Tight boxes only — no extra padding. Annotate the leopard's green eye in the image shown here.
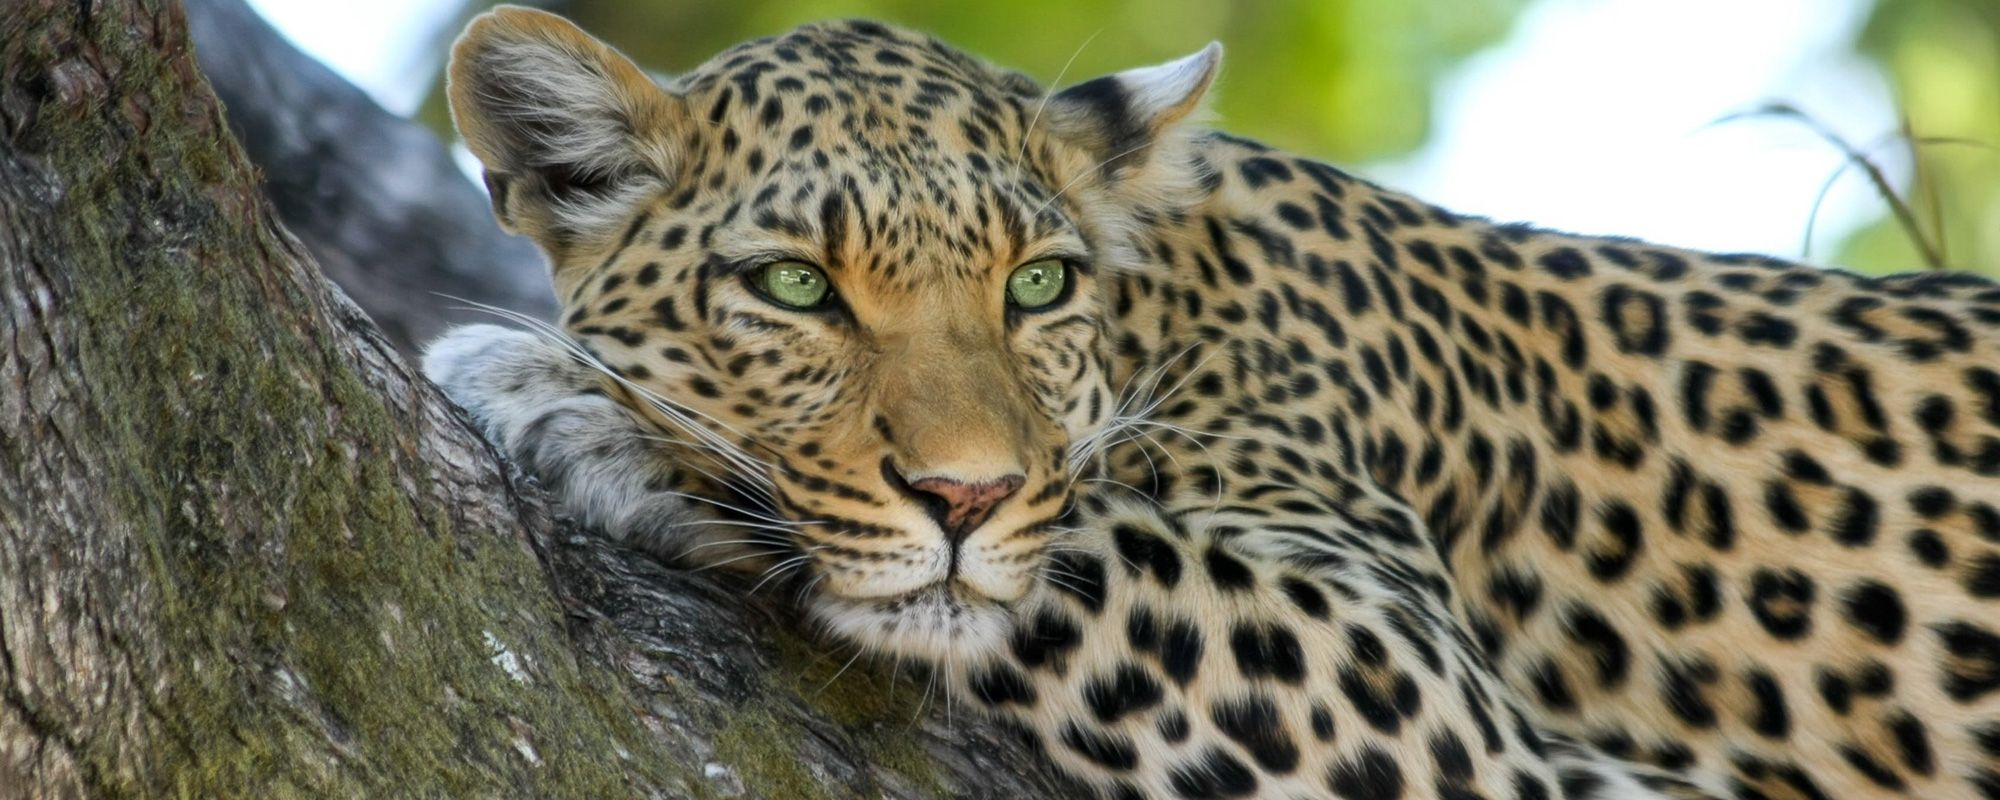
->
[753,261,830,309]
[1006,260,1067,309]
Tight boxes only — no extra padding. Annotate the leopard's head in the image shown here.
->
[447,6,1218,658]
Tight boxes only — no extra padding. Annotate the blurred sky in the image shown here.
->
[247,0,1900,267]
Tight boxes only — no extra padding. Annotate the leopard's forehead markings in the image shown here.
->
[677,20,1040,115]
[655,21,1079,291]
[673,19,1041,156]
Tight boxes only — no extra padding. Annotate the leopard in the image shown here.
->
[421,6,2000,798]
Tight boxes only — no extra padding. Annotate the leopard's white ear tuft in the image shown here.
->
[1045,44,1223,272]
[1108,42,1221,135]
[447,6,685,256]
[1048,43,1220,179]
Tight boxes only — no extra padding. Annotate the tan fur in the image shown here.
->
[448,6,687,256]
[430,12,2000,799]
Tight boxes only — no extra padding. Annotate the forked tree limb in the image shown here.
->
[0,1,1075,796]
[184,0,557,353]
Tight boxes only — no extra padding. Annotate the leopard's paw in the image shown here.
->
[422,324,724,560]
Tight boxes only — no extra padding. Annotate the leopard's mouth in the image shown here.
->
[678,469,1043,659]
[807,581,1016,659]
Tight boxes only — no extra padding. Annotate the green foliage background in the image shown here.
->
[1841,0,1999,275]
[418,0,1996,276]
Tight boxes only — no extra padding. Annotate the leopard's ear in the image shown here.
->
[1047,43,1220,182]
[447,6,684,254]
[1044,44,1220,272]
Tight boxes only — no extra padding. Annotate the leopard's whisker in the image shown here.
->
[1104,340,1203,426]
[696,549,796,571]
[793,573,827,607]
[1037,571,1091,599]
[685,535,819,552]
[633,435,784,513]
[1029,138,1160,220]
[1015,29,1103,162]
[649,490,825,528]
[813,645,870,698]
[749,554,816,595]
[1068,342,1211,471]
[443,298,778,491]
[669,520,803,540]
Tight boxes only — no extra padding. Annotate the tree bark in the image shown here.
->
[0,2,1077,797]
[183,0,557,355]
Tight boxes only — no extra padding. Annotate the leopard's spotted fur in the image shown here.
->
[426,8,2000,798]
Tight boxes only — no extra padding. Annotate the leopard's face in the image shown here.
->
[446,10,1224,658]
[575,113,1110,658]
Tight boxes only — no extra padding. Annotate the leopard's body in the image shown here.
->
[425,9,2000,798]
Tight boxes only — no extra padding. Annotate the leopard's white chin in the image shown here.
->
[809,583,1014,661]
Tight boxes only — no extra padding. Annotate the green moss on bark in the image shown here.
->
[5,1,677,796]
[769,630,947,797]
[715,707,838,800]
[5,4,1072,798]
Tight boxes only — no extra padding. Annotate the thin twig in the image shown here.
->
[1713,102,1946,269]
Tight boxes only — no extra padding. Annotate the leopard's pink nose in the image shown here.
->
[905,473,1025,542]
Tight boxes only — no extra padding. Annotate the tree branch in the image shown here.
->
[0,1,1076,796]
[185,0,557,353]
